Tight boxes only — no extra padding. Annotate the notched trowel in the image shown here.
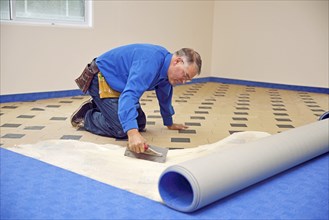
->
[124,144,168,163]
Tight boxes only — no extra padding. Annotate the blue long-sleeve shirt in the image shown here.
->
[95,44,175,133]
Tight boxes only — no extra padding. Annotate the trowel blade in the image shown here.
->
[124,145,168,163]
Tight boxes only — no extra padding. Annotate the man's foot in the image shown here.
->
[73,118,85,129]
[71,98,94,128]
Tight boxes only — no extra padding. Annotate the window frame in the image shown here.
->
[1,0,92,28]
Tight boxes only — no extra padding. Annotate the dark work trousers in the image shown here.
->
[84,75,146,139]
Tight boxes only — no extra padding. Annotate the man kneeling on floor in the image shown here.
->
[71,43,202,154]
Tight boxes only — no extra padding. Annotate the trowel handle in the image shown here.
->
[144,144,149,150]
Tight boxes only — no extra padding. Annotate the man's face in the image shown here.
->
[168,58,197,86]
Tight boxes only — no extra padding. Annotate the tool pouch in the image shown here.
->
[75,59,99,93]
[98,72,121,98]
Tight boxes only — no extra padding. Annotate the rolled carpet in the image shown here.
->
[158,119,329,212]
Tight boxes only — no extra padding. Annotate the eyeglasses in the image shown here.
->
[181,60,192,82]
[183,71,192,82]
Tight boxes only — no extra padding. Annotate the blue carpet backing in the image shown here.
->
[1,148,328,220]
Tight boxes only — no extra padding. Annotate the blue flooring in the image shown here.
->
[1,148,328,219]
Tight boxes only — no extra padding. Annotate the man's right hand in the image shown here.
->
[127,128,147,153]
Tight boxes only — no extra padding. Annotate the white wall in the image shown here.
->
[0,1,214,95]
[212,0,328,88]
[1,0,328,96]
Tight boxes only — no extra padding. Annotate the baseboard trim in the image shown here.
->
[1,77,328,103]
[0,89,85,103]
[191,77,329,94]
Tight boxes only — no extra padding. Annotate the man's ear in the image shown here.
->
[173,57,182,65]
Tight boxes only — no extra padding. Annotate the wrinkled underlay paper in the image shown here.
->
[8,119,329,212]
[8,131,270,202]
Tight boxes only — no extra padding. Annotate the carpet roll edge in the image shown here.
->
[158,165,201,212]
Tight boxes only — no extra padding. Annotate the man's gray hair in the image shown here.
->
[175,48,202,75]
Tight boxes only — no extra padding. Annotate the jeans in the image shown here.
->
[84,75,146,139]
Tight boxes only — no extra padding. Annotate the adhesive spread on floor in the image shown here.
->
[7,131,270,202]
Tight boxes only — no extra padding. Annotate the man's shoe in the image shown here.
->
[73,118,85,129]
[71,98,93,128]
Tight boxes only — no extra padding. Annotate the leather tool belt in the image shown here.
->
[75,59,99,93]
[75,59,121,98]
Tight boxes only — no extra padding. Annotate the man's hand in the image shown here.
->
[167,123,188,130]
[127,129,147,153]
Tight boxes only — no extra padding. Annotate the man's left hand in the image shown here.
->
[167,123,188,130]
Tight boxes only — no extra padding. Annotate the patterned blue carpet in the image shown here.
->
[1,148,328,219]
